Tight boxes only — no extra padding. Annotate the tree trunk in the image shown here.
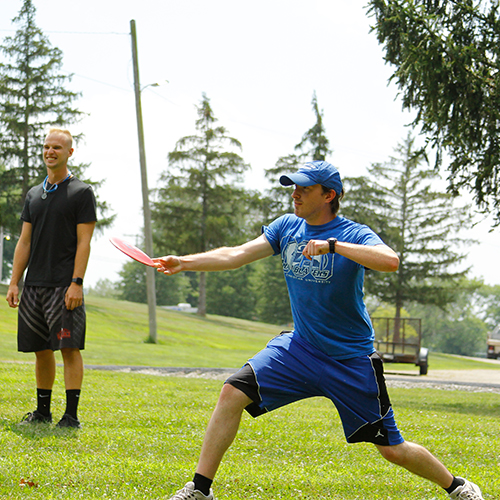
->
[197,271,207,316]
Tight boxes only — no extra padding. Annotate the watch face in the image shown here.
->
[72,278,83,285]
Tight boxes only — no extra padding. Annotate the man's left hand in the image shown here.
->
[302,240,329,260]
[65,283,83,310]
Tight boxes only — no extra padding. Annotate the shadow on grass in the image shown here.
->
[4,420,80,440]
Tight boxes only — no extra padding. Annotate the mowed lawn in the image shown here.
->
[0,292,277,368]
[0,292,499,499]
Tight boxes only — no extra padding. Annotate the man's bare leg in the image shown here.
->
[35,349,56,389]
[376,441,454,488]
[60,348,83,390]
[196,383,253,480]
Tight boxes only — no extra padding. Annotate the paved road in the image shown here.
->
[85,363,500,393]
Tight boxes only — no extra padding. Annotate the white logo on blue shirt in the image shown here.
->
[281,239,334,282]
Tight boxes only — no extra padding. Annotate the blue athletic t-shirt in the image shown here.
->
[263,214,384,359]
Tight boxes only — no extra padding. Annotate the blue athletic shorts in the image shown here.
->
[17,286,86,352]
[226,331,404,446]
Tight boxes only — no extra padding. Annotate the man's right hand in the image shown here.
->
[6,285,19,308]
[153,255,183,275]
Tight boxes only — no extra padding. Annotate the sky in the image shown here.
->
[1,0,500,289]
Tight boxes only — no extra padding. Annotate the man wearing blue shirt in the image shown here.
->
[156,161,483,500]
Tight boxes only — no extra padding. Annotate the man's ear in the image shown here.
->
[325,189,336,203]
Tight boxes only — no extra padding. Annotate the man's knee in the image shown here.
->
[60,348,82,364]
[60,347,80,355]
[35,348,53,358]
[376,442,409,465]
[35,349,55,365]
[217,383,253,412]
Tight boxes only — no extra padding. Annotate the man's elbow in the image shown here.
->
[386,255,400,273]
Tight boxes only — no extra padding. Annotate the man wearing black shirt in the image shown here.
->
[6,128,97,428]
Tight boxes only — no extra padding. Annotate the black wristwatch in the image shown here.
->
[71,277,84,286]
[327,238,337,254]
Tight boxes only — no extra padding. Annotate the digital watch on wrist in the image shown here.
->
[327,238,337,254]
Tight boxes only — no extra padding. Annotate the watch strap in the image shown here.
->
[328,238,337,254]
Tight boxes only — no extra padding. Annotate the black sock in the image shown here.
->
[64,389,81,419]
[444,476,465,494]
[193,473,212,496]
[36,389,52,416]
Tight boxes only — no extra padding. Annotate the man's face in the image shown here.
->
[43,132,73,171]
[291,184,334,224]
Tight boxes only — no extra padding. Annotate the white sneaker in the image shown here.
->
[449,478,483,499]
[167,482,215,500]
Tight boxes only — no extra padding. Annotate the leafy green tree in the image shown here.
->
[0,230,15,282]
[0,0,114,245]
[206,265,258,320]
[368,0,500,224]
[474,283,500,328]
[434,316,487,356]
[409,280,488,356]
[86,278,119,299]
[254,257,292,326]
[342,134,473,324]
[117,260,190,306]
[152,93,257,316]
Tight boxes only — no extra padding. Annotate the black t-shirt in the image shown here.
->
[21,176,97,287]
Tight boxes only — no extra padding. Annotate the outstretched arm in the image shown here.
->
[302,239,399,272]
[154,234,274,276]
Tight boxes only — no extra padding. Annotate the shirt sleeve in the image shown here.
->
[355,224,385,246]
[76,185,97,224]
[20,191,32,223]
[261,216,286,256]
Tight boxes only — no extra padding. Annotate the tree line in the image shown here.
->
[2,0,500,356]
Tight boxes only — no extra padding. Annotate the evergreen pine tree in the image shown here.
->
[369,0,500,224]
[0,0,113,248]
[152,93,256,316]
[342,134,473,325]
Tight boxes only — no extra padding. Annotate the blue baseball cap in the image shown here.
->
[279,161,343,194]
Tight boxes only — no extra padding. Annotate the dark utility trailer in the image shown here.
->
[487,325,500,359]
[371,317,429,375]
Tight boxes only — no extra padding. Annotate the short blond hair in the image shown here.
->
[47,128,73,148]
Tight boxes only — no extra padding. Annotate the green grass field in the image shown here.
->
[0,291,499,499]
[0,292,277,368]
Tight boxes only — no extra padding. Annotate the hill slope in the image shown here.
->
[0,292,279,368]
[1,288,499,373]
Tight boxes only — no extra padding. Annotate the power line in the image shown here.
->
[73,73,132,92]
[0,29,128,35]
[47,30,129,35]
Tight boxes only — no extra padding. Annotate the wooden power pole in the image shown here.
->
[130,19,158,343]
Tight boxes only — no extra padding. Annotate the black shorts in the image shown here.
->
[17,286,86,353]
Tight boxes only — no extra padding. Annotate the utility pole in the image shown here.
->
[130,19,157,343]
[0,226,3,283]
